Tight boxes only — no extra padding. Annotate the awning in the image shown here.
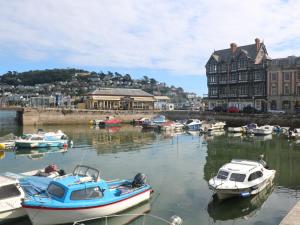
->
[91,96,121,101]
[133,97,155,102]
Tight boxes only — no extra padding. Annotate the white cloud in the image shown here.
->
[0,0,300,75]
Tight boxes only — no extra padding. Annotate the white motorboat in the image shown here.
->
[286,128,300,139]
[252,125,274,135]
[227,127,244,133]
[0,165,65,222]
[184,119,203,131]
[208,159,276,200]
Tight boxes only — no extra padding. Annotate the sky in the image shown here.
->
[1,0,300,96]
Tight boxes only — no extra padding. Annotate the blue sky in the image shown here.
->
[1,0,300,95]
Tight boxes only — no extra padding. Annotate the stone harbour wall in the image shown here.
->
[19,108,300,128]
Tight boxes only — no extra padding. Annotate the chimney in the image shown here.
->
[230,43,237,54]
[255,38,260,51]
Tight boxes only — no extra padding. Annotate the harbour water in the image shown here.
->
[1,111,300,225]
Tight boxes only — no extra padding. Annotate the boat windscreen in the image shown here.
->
[73,165,100,181]
[217,170,229,180]
[229,173,246,182]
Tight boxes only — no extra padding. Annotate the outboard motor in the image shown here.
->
[132,173,147,188]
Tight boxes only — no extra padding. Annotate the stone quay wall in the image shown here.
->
[19,108,300,127]
[21,108,157,125]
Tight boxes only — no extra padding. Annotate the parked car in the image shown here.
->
[242,106,259,113]
[227,106,239,113]
[213,106,226,112]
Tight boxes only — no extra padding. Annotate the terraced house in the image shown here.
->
[206,38,271,111]
[267,56,300,113]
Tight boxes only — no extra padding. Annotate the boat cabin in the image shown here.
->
[216,160,265,183]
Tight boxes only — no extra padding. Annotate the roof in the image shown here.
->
[88,88,153,97]
[221,159,261,173]
[207,42,270,65]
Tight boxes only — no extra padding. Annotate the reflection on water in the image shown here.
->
[14,147,68,160]
[207,183,275,221]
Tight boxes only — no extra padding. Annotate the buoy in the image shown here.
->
[170,215,183,225]
[0,143,5,150]
[0,150,5,159]
[63,143,68,148]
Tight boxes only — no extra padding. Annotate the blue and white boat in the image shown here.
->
[22,165,152,225]
[184,119,202,131]
[15,131,68,149]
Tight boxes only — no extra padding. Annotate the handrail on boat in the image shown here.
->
[73,213,183,225]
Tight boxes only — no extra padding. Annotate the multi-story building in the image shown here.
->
[206,38,271,111]
[267,56,300,113]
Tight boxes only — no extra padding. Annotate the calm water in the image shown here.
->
[1,111,300,225]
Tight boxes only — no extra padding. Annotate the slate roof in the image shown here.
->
[207,43,270,65]
[88,88,153,97]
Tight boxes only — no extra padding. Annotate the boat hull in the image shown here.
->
[0,208,26,222]
[15,140,67,148]
[23,189,151,225]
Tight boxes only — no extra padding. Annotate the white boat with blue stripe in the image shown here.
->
[22,165,152,225]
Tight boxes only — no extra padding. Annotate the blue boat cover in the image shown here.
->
[20,176,52,196]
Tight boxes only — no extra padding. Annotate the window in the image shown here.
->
[282,101,291,110]
[231,62,237,71]
[248,171,263,181]
[271,73,277,81]
[239,85,248,95]
[231,74,238,82]
[297,71,300,81]
[271,100,277,110]
[71,187,103,200]
[217,170,229,180]
[47,183,65,198]
[221,64,227,72]
[229,173,246,182]
[271,84,277,96]
[283,72,291,81]
[254,71,263,80]
[284,84,290,95]
[0,184,21,200]
[297,86,300,96]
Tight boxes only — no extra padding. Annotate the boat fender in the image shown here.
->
[0,143,5,150]
[240,192,251,198]
[132,173,147,188]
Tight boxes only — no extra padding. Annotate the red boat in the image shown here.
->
[99,117,122,127]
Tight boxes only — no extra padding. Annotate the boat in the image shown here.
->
[285,128,300,139]
[99,117,122,128]
[208,158,276,200]
[15,134,68,149]
[0,133,17,150]
[0,165,65,222]
[160,121,184,131]
[22,165,152,225]
[141,115,166,130]
[227,126,244,133]
[201,121,226,133]
[252,125,274,135]
[184,119,202,131]
[243,123,258,134]
[89,119,104,126]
